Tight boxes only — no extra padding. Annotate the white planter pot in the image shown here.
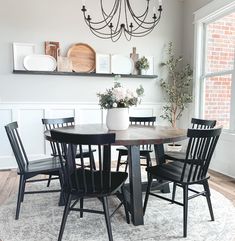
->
[106,108,129,131]
[167,143,182,152]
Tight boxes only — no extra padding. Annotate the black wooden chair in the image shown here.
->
[42,117,96,186]
[164,118,217,161]
[143,127,222,237]
[5,121,62,220]
[51,130,130,241]
[116,116,156,172]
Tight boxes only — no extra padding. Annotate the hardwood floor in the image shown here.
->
[0,169,235,206]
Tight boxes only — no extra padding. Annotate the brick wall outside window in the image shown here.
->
[204,12,235,128]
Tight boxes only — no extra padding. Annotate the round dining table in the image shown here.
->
[45,123,187,226]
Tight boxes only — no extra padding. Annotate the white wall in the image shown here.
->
[0,0,184,103]
[0,0,185,169]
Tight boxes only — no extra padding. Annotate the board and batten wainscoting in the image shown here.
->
[0,102,164,170]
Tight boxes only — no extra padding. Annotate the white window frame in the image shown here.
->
[193,0,235,131]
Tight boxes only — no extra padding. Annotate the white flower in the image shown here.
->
[113,87,127,101]
[113,102,118,108]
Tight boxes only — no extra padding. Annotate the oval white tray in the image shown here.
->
[23,54,57,71]
[111,55,133,75]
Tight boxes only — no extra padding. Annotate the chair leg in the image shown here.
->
[203,180,215,221]
[116,152,122,171]
[121,185,130,224]
[172,182,177,203]
[124,156,129,173]
[102,197,113,241]
[47,174,52,187]
[16,175,25,220]
[143,174,153,215]
[21,179,26,202]
[145,153,152,181]
[58,194,72,241]
[146,153,152,167]
[183,185,188,238]
[80,198,84,218]
[90,152,96,170]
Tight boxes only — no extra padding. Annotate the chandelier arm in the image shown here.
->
[112,0,122,34]
[126,0,150,19]
[100,0,119,18]
[83,18,112,31]
[89,25,122,39]
[126,1,156,31]
[127,0,162,26]
[100,0,120,25]
[124,0,131,33]
[126,10,149,33]
[88,19,123,38]
[127,18,161,37]
[130,12,161,32]
[123,28,132,41]
[111,28,124,42]
[82,1,119,26]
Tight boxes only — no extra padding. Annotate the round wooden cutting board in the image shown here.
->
[67,43,96,72]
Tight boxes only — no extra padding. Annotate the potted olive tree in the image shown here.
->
[160,42,193,151]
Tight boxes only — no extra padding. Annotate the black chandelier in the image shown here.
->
[81,0,163,42]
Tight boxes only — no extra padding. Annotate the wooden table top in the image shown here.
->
[45,124,187,146]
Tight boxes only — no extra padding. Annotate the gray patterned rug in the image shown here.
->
[0,181,235,241]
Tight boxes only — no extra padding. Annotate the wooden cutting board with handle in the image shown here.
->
[45,41,60,61]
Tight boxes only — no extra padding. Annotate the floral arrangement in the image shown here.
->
[97,80,144,109]
[135,56,149,70]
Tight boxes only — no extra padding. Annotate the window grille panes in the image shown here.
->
[204,74,232,129]
[206,12,235,73]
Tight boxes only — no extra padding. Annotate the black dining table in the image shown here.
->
[45,123,187,226]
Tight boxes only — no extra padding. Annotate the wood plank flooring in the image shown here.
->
[0,169,235,206]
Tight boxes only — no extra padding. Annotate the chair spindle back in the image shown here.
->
[42,117,75,156]
[181,127,222,183]
[5,122,29,173]
[51,130,115,195]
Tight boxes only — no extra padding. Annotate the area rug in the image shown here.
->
[0,181,235,241]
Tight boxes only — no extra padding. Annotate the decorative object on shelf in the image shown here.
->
[81,0,163,42]
[45,41,60,61]
[23,54,57,71]
[97,77,144,130]
[13,42,36,70]
[160,42,193,151]
[96,53,111,74]
[130,47,139,75]
[57,56,72,72]
[136,56,150,75]
[111,54,133,75]
[67,43,96,73]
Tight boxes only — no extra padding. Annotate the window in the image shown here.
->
[194,1,235,130]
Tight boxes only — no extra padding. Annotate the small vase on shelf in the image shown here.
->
[140,69,147,75]
[106,108,129,131]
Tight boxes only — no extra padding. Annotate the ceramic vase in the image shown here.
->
[106,108,129,130]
